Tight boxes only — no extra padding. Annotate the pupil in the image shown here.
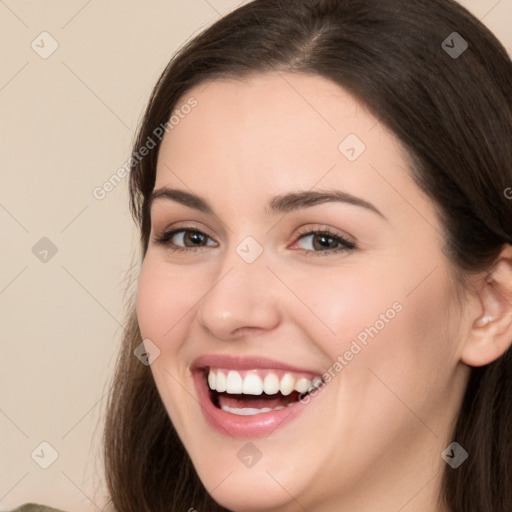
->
[314,234,336,250]
[187,231,205,246]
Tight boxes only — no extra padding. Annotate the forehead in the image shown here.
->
[154,71,431,223]
[159,71,381,163]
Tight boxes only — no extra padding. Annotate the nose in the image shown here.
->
[195,249,282,340]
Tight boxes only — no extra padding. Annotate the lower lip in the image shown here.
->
[192,370,321,438]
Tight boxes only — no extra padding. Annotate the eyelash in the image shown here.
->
[152,225,356,257]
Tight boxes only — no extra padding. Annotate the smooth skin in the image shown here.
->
[136,72,512,512]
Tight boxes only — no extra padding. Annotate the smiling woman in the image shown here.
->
[96,0,512,511]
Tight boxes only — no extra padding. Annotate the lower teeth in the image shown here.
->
[221,403,297,415]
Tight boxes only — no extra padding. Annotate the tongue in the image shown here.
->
[217,391,300,410]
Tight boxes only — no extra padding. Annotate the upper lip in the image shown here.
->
[191,354,323,376]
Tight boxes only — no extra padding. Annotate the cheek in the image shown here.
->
[288,267,403,360]
[294,260,456,405]
[339,264,456,421]
[296,264,457,476]
[136,255,198,344]
[136,260,167,341]
[135,255,199,426]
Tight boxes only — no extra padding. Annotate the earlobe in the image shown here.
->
[460,248,512,368]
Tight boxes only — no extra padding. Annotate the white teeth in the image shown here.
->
[221,405,285,415]
[207,371,216,390]
[280,374,295,395]
[216,371,227,392]
[263,373,280,395]
[221,405,271,415]
[242,374,263,395]
[295,377,310,393]
[312,377,323,389]
[220,403,298,415]
[226,370,243,394]
[207,368,321,396]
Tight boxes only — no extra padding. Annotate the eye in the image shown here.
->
[152,227,217,252]
[152,225,356,256]
[290,226,356,256]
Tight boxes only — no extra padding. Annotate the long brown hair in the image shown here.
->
[102,1,512,510]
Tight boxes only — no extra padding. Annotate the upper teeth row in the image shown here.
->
[207,369,322,395]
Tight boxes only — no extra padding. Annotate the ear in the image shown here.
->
[460,245,512,367]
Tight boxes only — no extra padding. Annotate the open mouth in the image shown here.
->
[200,367,324,416]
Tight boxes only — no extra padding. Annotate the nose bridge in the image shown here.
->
[196,237,281,338]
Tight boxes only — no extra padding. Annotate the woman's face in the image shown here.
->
[136,72,469,511]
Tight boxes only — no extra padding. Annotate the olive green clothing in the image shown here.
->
[3,504,67,512]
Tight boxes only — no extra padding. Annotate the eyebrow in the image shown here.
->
[149,187,386,220]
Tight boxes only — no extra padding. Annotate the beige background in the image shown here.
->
[0,1,510,511]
